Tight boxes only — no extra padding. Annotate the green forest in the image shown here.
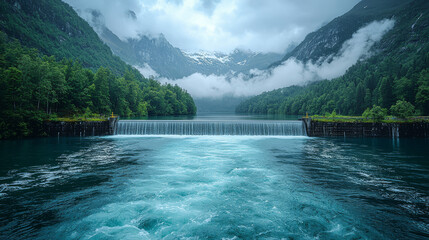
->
[237,2,429,117]
[0,31,196,139]
[236,54,429,116]
[0,0,131,75]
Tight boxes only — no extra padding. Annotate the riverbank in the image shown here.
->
[302,118,429,138]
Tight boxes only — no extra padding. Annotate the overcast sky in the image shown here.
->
[64,0,360,53]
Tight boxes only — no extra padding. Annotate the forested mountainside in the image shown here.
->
[0,32,196,139]
[0,0,196,139]
[80,9,284,79]
[0,0,137,76]
[237,0,429,116]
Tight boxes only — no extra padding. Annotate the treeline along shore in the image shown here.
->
[0,31,196,139]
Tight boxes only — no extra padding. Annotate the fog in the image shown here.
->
[63,0,359,53]
[159,19,395,99]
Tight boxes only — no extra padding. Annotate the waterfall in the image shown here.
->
[115,120,306,136]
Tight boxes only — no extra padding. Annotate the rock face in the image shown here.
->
[80,9,284,79]
[303,119,429,138]
[43,118,118,137]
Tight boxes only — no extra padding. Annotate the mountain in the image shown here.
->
[237,0,429,115]
[0,0,135,75]
[184,49,288,76]
[79,9,285,79]
[99,26,196,79]
[271,0,415,67]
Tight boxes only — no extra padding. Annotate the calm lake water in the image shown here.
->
[0,115,428,239]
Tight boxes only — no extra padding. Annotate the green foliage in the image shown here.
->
[379,77,394,108]
[390,100,415,119]
[416,69,429,115]
[92,67,112,114]
[362,105,388,121]
[0,31,196,139]
[83,107,93,119]
[137,102,149,117]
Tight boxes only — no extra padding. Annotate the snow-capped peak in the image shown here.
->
[184,51,231,64]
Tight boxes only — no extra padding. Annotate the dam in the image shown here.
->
[114,120,306,136]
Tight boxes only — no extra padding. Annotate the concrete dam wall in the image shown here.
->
[43,117,118,137]
[303,118,429,138]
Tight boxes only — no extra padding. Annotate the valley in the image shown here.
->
[0,1,428,239]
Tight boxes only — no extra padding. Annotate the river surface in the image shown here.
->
[0,116,428,239]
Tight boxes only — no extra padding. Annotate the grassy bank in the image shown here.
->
[47,114,114,122]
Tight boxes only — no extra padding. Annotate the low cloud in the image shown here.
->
[310,19,395,79]
[134,64,159,78]
[63,0,359,53]
[160,19,395,99]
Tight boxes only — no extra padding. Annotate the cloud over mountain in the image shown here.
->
[161,19,395,99]
[63,0,359,53]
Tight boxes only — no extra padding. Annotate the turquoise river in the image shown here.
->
[0,115,428,239]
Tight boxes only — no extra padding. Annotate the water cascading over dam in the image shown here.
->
[114,120,306,136]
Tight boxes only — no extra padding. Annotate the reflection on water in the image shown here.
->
[0,136,428,239]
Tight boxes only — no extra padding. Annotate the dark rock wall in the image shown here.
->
[303,119,429,138]
[44,118,118,137]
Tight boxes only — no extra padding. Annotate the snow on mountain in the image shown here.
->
[184,51,231,65]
